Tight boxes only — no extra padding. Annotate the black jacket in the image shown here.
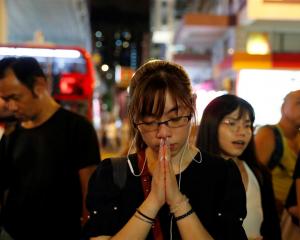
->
[84,151,247,239]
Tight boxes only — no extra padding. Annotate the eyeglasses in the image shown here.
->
[222,119,252,132]
[136,115,192,132]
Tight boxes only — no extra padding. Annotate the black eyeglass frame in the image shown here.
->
[135,114,192,130]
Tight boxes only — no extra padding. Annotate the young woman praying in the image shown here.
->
[84,60,247,240]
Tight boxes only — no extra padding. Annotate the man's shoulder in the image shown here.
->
[255,124,278,139]
[57,108,91,125]
[57,107,82,118]
[257,124,277,132]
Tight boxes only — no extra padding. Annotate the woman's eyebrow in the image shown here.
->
[164,106,179,114]
[224,116,237,120]
[224,116,251,122]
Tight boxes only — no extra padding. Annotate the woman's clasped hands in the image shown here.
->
[148,138,185,212]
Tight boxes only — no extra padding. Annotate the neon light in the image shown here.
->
[0,47,81,58]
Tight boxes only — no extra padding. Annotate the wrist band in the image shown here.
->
[136,209,155,222]
[174,208,194,222]
[134,213,154,225]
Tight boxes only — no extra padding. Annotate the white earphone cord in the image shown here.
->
[126,133,148,177]
[170,125,202,239]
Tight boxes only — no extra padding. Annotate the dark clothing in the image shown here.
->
[294,154,300,179]
[285,154,300,225]
[249,163,282,240]
[0,115,17,123]
[84,151,247,240]
[286,154,300,208]
[0,108,100,240]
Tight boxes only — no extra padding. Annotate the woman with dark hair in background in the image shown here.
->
[196,94,281,240]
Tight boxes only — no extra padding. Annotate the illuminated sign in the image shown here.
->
[264,0,300,3]
[0,47,81,58]
[237,69,300,126]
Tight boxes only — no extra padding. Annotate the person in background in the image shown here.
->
[84,60,247,240]
[0,57,101,240]
[196,94,281,240]
[255,90,300,215]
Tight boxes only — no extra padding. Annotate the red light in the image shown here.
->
[59,76,76,94]
[58,73,84,95]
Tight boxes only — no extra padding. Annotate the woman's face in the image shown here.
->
[218,108,252,160]
[137,90,191,158]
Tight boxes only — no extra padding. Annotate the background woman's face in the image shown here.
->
[218,108,252,160]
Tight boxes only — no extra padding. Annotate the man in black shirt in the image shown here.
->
[0,57,101,240]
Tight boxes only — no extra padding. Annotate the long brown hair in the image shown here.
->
[128,60,195,151]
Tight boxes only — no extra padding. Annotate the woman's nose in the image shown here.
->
[156,123,171,139]
[235,124,248,135]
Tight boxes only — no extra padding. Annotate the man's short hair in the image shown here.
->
[0,57,47,91]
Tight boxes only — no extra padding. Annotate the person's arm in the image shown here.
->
[171,199,213,240]
[95,195,161,240]
[254,127,276,166]
[79,165,97,225]
[73,116,101,225]
[162,142,213,240]
[88,195,159,240]
[166,175,212,238]
[85,158,160,240]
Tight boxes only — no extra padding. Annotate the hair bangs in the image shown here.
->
[237,102,255,123]
[135,78,167,121]
[142,88,166,118]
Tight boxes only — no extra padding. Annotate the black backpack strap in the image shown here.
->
[266,125,284,170]
[111,157,127,189]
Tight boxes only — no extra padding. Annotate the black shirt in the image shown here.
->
[84,151,247,240]
[0,108,100,240]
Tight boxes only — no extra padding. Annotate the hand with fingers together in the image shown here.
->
[149,138,184,210]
